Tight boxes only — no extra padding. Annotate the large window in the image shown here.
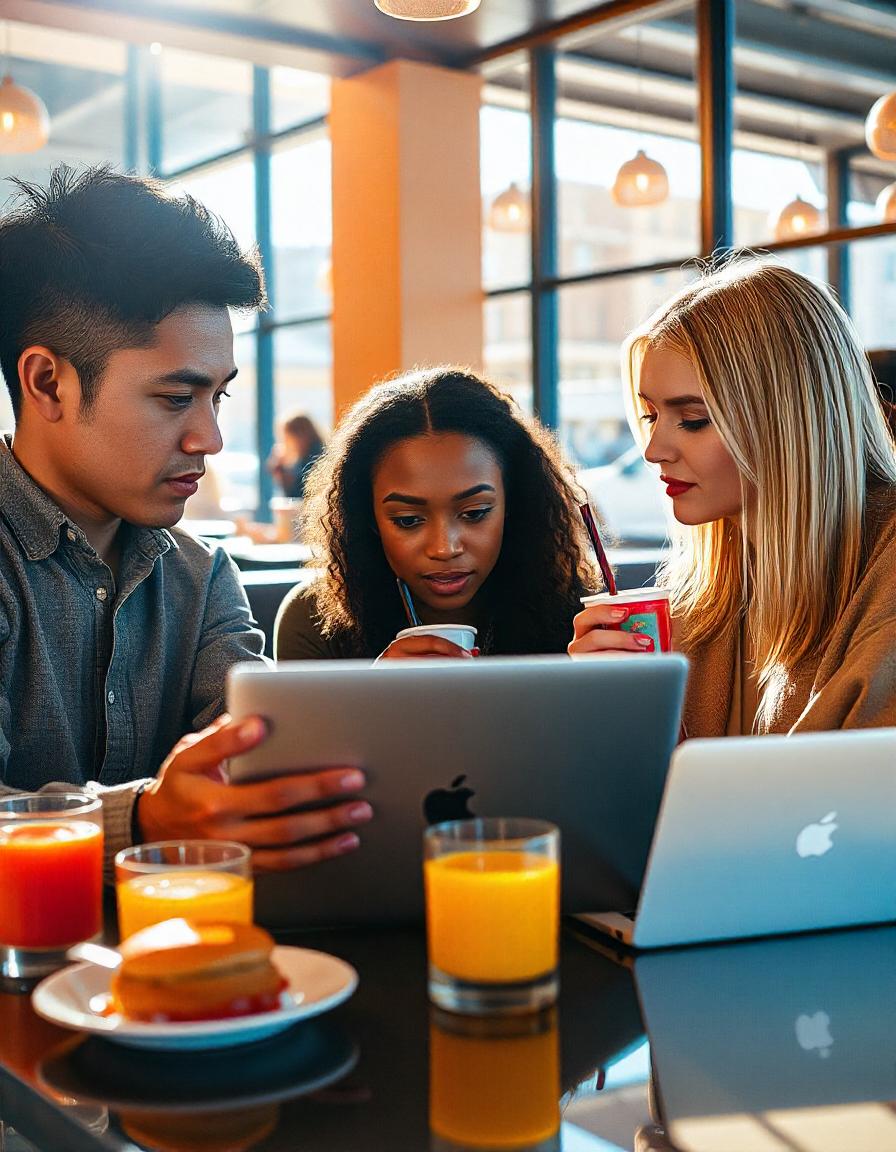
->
[159,49,253,173]
[480,0,896,544]
[161,67,333,514]
[0,26,333,517]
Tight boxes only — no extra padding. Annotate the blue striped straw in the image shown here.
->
[396,578,421,626]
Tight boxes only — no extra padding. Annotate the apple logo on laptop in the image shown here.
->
[795,1010,833,1058]
[423,775,476,825]
[795,811,838,858]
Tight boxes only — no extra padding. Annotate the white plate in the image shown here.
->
[32,945,358,1051]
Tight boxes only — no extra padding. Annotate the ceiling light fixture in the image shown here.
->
[612,149,669,207]
[865,91,896,161]
[374,0,481,20]
[487,181,530,232]
[611,25,669,209]
[877,181,896,224]
[0,24,49,155]
[772,195,823,242]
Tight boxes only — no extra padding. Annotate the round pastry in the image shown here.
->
[111,919,286,1022]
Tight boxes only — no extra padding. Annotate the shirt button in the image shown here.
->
[66,529,76,542]
[107,690,116,705]
[95,587,108,602]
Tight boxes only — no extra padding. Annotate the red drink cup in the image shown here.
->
[0,793,103,981]
[580,587,672,653]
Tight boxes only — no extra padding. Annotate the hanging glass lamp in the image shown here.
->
[611,150,669,207]
[0,74,49,154]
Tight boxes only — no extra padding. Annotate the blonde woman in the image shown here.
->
[569,260,896,735]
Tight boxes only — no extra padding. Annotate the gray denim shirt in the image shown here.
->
[0,435,266,865]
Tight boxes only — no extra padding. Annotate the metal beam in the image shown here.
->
[530,45,559,430]
[124,43,139,172]
[826,148,851,311]
[253,66,275,520]
[4,0,387,75]
[470,0,676,68]
[697,0,733,255]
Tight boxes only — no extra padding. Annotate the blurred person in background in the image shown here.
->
[267,411,325,499]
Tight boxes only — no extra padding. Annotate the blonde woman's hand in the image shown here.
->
[568,603,657,657]
[375,636,474,661]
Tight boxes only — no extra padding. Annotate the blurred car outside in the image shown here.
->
[578,444,669,546]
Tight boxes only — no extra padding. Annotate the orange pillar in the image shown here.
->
[330,60,483,418]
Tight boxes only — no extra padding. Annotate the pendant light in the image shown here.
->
[877,181,896,224]
[487,181,530,232]
[0,24,50,155]
[772,195,823,241]
[374,0,480,20]
[611,26,669,209]
[612,150,669,207]
[772,112,823,241]
[865,91,896,162]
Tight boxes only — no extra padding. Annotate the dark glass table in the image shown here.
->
[0,921,893,1152]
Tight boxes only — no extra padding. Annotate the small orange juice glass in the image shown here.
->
[424,818,560,1016]
[0,793,104,980]
[115,840,252,940]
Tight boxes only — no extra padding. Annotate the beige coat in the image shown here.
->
[681,489,896,736]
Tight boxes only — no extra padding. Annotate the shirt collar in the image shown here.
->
[0,435,176,563]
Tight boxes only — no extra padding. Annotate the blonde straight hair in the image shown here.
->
[623,259,896,692]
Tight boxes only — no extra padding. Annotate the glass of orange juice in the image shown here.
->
[114,840,252,939]
[429,1007,561,1151]
[0,793,104,981]
[424,818,560,1016]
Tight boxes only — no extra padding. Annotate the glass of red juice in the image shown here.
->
[0,793,104,981]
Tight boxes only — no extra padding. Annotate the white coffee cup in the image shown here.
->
[396,624,478,652]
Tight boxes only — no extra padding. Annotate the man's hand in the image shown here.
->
[137,714,372,872]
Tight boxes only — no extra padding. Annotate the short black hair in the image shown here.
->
[0,165,267,417]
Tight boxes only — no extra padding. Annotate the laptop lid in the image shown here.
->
[632,728,896,948]
[226,655,687,926]
[636,925,896,1152]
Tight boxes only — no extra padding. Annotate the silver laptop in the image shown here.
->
[226,655,687,926]
[636,924,896,1152]
[579,728,896,949]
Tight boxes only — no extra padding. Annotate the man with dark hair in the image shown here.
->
[0,167,370,871]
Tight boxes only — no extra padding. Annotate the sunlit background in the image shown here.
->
[1,0,894,545]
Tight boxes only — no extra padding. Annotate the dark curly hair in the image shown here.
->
[301,366,597,657]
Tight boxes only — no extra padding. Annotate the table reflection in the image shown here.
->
[429,1009,561,1151]
[0,925,893,1151]
[637,924,896,1152]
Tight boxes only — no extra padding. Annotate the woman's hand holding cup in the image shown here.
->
[568,588,672,658]
[376,624,478,662]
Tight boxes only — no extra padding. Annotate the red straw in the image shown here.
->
[579,503,617,595]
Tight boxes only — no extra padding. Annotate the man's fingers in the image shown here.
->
[217,767,367,820]
[251,832,362,873]
[164,715,268,775]
[225,799,374,848]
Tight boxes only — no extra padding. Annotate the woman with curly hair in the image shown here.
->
[275,366,595,661]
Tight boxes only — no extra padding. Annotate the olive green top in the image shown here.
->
[275,583,354,661]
